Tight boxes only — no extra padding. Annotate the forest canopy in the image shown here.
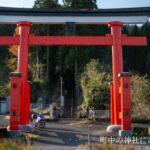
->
[0,0,150,117]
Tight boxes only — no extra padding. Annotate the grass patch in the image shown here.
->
[0,132,39,150]
[77,143,150,150]
[0,139,29,150]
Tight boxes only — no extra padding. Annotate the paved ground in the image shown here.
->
[1,115,150,150]
[30,119,110,150]
[0,115,111,149]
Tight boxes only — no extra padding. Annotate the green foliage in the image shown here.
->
[64,47,77,69]
[34,0,59,8]
[63,0,97,9]
[131,74,150,103]
[31,80,48,103]
[0,85,9,97]
[0,24,15,66]
[131,74,150,119]
[63,47,91,72]
[0,65,9,97]
[80,59,111,109]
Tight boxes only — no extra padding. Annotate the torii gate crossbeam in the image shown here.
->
[0,35,146,46]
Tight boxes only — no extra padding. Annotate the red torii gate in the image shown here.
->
[2,21,146,136]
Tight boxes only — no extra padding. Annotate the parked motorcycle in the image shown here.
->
[31,113,46,128]
[33,119,45,128]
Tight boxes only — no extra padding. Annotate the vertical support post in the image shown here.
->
[109,22,123,125]
[24,81,31,125]
[17,22,32,125]
[118,72,132,136]
[110,82,115,125]
[9,72,21,131]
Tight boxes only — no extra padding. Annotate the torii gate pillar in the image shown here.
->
[17,22,32,125]
[109,22,123,125]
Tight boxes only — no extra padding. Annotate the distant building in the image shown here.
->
[0,96,10,114]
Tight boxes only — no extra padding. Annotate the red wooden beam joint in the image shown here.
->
[17,21,32,27]
[109,21,123,28]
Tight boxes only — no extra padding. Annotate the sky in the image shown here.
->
[0,0,150,8]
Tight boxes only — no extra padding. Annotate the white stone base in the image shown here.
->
[107,125,121,133]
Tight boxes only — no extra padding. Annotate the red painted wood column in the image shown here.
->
[109,22,123,125]
[9,72,22,131]
[119,73,131,131]
[25,81,31,125]
[110,82,115,125]
[17,22,32,125]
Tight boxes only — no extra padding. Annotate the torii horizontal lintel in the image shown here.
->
[0,35,19,45]
[0,34,147,46]
[121,35,147,46]
[0,35,113,46]
[29,35,113,46]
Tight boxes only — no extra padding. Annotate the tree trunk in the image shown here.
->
[46,25,50,82]
[36,46,39,80]
[75,57,79,105]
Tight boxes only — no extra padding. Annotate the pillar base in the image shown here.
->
[20,124,33,133]
[119,130,132,137]
[7,126,22,138]
[107,125,121,133]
